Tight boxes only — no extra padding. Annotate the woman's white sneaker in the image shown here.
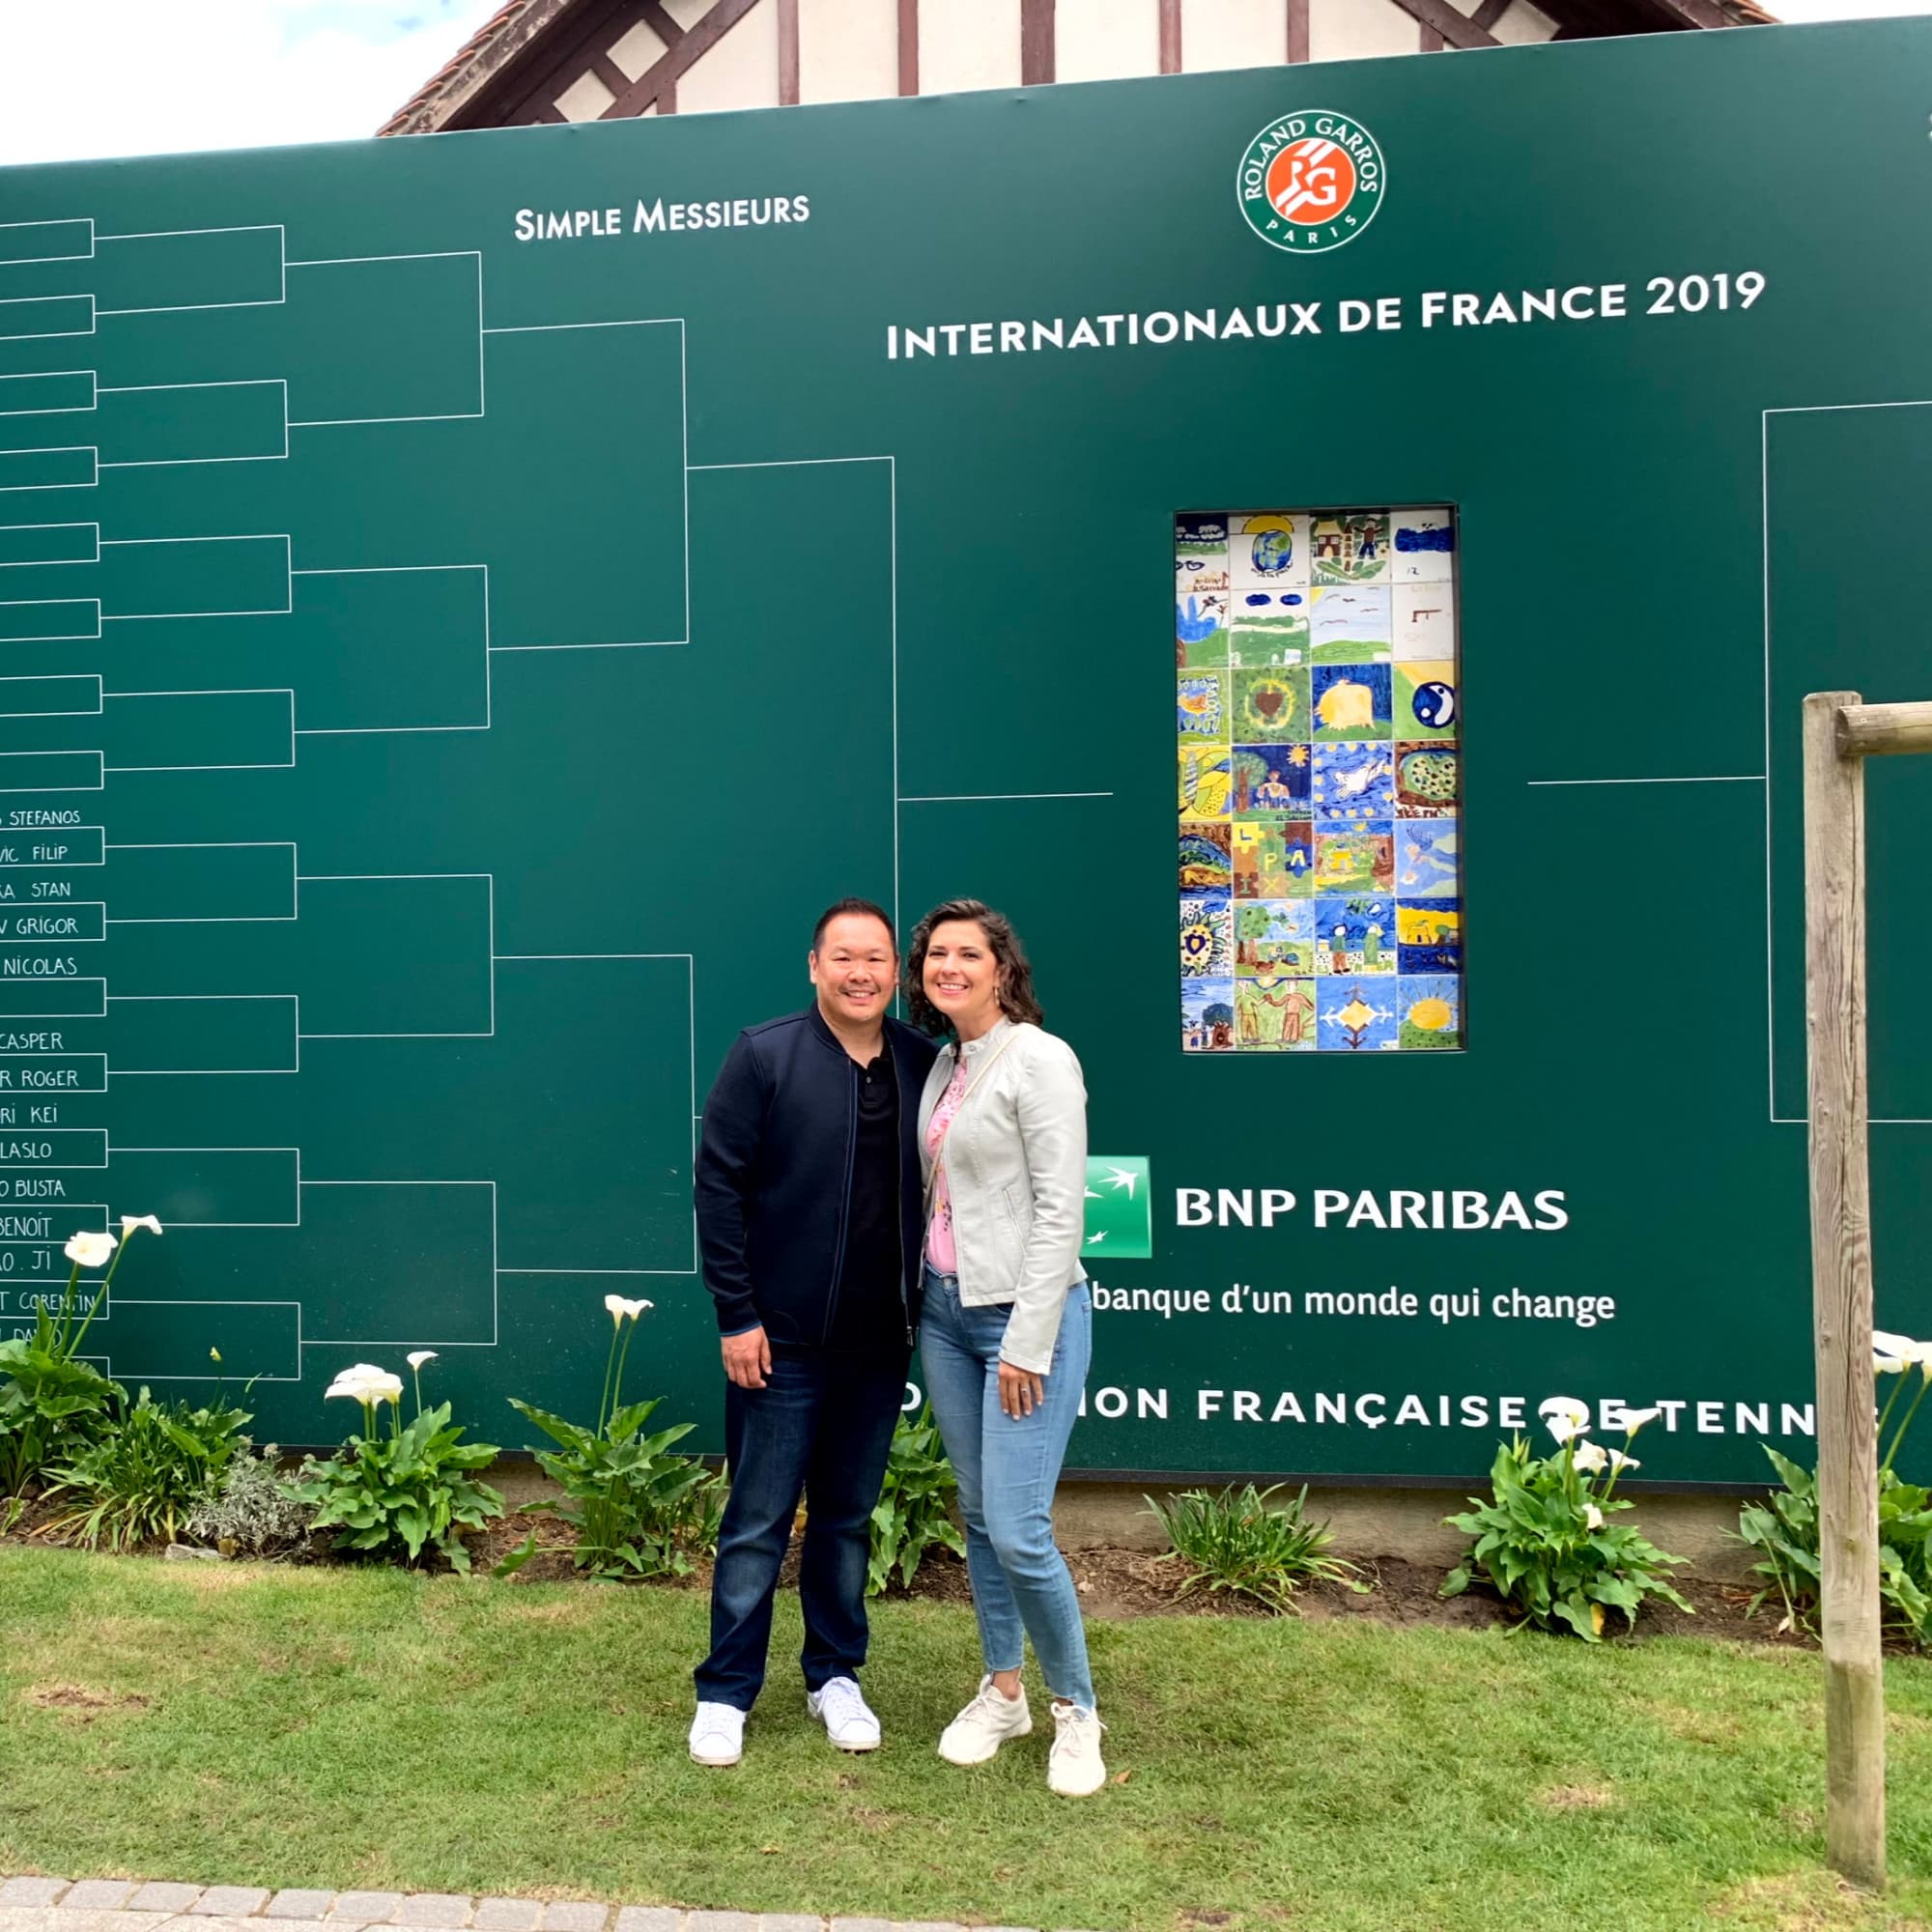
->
[689,1701,745,1767]
[807,1675,882,1751]
[1048,1702,1108,1797]
[938,1676,1033,1765]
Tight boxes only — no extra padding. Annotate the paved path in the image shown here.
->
[0,1880,1080,1932]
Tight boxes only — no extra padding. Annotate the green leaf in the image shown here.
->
[492,1532,540,1577]
[1550,1595,1603,1642]
[1763,1445,1815,1493]
[508,1401,596,1453]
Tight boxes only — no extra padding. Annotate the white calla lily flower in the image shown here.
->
[1571,1441,1608,1474]
[1539,1395,1590,1443]
[407,1350,438,1371]
[1583,1503,1605,1530]
[324,1362,391,1403]
[1620,1406,1662,1435]
[604,1293,653,1322]
[1607,1450,1639,1473]
[1874,1330,1922,1374]
[120,1213,163,1237]
[64,1229,117,1269]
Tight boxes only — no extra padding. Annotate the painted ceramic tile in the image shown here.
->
[1179,821,1233,893]
[1179,504,1459,1053]
[1229,742,1312,819]
[1309,585,1392,663]
[1232,819,1315,900]
[1397,974,1463,1051]
[1179,668,1231,741]
[1176,537,1230,592]
[1317,978,1400,1051]
[1232,665,1311,742]
[1312,663,1394,740]
[1311,740,1396,821]
[1394,817,1460,897]
[1311,512,1390,585]
[1314,826,1395,895]
[1396,896,1463,974]
[1228,512,1312,591]
[1235,899,1317,977]
[1180,894,1234,979]
[1394,740,1459,817]
[1226,589,1310,668]
[1314,895,1397,977]
[1179,743,1234,820]
[1177,591,1231,668]
[1181,977,1236,1052]
[1393,582,1456,662]
[1236,975,1318,1050]
[1393,660,1459,741]
[1391,507,1456,582]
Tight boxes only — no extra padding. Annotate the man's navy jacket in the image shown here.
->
[695,1004,939,1349]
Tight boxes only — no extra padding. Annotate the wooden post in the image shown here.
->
[1802,688,1886,1891]
[1838,699,1932,757]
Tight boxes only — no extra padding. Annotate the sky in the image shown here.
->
[0,0,1919,167]
[0,0,505,166]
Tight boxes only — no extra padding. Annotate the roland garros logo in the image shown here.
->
[1236,111,1385,254]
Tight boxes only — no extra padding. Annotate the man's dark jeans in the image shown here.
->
[695,1349,908,1713]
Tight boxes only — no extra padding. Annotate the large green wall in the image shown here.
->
[0,18,1927,1484]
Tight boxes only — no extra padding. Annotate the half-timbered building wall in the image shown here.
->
[383,0,1610,136]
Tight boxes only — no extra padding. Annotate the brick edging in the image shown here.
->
[0,1878,1090,1932]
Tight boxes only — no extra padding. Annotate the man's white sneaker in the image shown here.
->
[689,1701,745,1767]
[807,1675,882,1752]
[1048,1702,1108,1798]
[937,1676,1033,1766]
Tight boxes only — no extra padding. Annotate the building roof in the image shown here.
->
[378,0,574,138]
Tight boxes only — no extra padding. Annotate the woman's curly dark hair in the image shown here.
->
[904,898,1044,1037]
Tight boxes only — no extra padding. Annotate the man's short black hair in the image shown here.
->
[810,897,895,952]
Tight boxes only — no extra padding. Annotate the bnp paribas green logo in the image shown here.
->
[1236,111,1385,255]
[1083,1157,1151,1260]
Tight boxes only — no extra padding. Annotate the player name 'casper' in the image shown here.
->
[513,195,810,241]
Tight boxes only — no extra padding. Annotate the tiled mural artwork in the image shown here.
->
[1177,508,1462,1052]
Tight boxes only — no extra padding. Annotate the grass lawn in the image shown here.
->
[3,1548,1932,1932]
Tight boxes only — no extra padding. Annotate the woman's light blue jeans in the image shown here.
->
[919,1264,1095,1710]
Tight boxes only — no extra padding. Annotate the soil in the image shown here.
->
[469,1511,711,1589]
[0,1492,1874,1651]
[883,1544,1821,1648]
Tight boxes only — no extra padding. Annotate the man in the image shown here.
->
[689,897,937,1768]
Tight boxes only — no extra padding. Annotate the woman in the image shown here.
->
[907,897,1106,1799]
